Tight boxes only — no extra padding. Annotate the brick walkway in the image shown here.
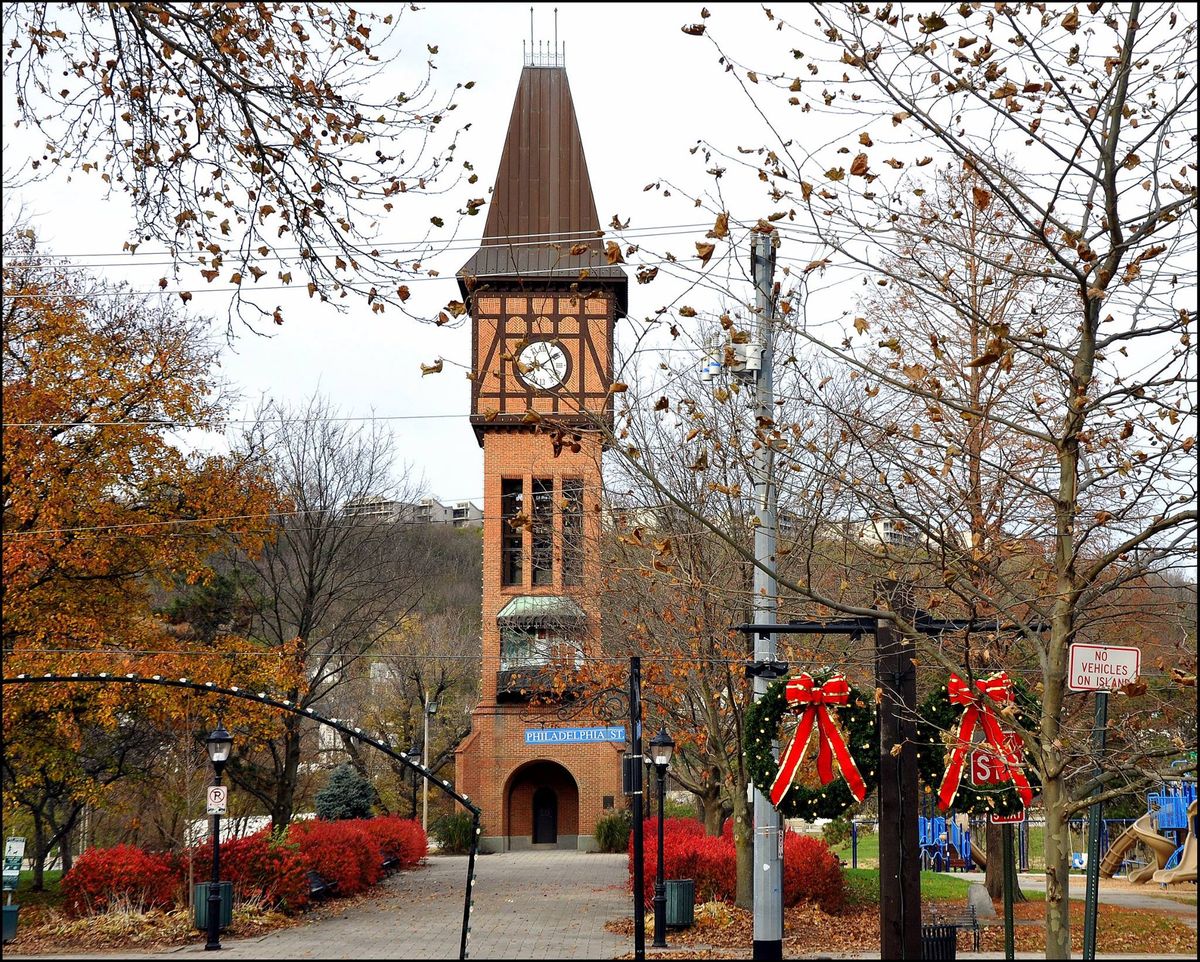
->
[8,851,631,961]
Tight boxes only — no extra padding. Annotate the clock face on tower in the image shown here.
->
[516,339,569,390]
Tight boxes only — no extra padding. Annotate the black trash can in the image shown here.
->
[921,923,958,961]
[664,879,695,929]
[192,881,233,931]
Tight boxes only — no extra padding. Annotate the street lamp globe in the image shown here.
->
[649,728,674,769]
[205,723,233,766]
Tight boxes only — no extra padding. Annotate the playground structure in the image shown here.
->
[1100,781,1197,885]
[918,813,974,871]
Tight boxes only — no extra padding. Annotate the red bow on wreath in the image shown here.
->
[937,672,1033,812]
[769,673,868,807]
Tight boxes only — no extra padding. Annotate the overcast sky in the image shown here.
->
[6,2,805,504]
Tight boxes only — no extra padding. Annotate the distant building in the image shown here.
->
[451,501,484,527]
[342,495,482,528]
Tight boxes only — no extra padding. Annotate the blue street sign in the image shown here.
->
[524,726,626,745]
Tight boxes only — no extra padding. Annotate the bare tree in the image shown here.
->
[2,3,473,328]
[226,394,425,828]
[654,6,1198,956]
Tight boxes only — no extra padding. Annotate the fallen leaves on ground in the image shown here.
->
[938,898,1197,955]
[608,900,879,957]
[7,905,302,955]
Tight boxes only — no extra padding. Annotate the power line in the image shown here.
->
[3,412,465,429]
[0,221,726,265]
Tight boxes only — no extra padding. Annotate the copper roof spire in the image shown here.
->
[459,59,627,314]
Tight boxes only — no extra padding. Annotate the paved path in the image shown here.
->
[8,851,631,961]
[952,871,1197,928]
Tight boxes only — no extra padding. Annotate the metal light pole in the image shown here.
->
[407,744,421,820]
[749,231,783,961]
[423,698,438,833]
[204,723,233,952]
[649,728,675,949]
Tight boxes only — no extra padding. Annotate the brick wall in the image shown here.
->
[455,427,623,850]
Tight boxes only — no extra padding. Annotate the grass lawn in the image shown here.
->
[833,831,880,867]
[837,823,1099,875]
[843,867,974,907]
[11,870,64,910]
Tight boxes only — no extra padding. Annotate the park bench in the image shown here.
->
[307,870,338,899]
[924,903,981,955]
[381,853,400,872]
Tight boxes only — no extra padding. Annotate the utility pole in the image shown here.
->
[876,607,921,959]
[749,231,783,962]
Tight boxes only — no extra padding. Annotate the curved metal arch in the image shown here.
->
[2,672,480,959]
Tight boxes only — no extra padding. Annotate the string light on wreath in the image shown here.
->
[916,671,1040,817]
[744,670,880,819]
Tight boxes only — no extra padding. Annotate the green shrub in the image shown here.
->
[821,816,853,848]
[594,809,632,853]
[430,811,477,854]
[314,763,375,820]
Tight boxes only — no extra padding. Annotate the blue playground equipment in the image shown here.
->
[1150,780,1197,871]
[918,797,975,871]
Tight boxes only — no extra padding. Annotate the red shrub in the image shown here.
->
[290,818,382,896]
[193,829,311,912]
[629,824,846,914]
[630,821,736,906]
[62,844,180,916]
[370,816,427,868]
[783,832,845,913]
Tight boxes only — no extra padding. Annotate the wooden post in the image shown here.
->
[876,618,921,959]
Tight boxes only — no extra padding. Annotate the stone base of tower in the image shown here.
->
[455,703,623,853]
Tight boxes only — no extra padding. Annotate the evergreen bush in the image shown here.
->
[314,763,375,820]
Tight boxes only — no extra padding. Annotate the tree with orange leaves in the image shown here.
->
[1,227,292,884]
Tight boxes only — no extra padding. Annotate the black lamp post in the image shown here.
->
[204,723,233,951]
[649,727,675,949]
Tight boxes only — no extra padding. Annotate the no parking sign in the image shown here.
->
[206,785,228,815]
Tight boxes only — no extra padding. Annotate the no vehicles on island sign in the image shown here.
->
[1067,643,1140,692]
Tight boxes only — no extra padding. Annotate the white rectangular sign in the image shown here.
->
[989,811,1026,825]
[206,785,228,815]
[1068,643,1140,692]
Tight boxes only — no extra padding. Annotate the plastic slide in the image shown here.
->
[1104,813,1179,882]
[970,839,987,869]
[1151,801,1197,885]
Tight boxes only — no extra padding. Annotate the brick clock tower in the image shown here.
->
[453,57,627,852]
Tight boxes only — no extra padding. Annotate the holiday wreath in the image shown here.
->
[744,671,880,820]
[915,671,1040,817]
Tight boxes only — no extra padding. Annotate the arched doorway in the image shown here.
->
[504,759,579,850]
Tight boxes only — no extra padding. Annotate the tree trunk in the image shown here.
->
[732,786,753,909]
[31,817,47,891]
[698,780,725,835]
[1042,773,1072,958]
[271,718,303,832]
[983,823,1027,902]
